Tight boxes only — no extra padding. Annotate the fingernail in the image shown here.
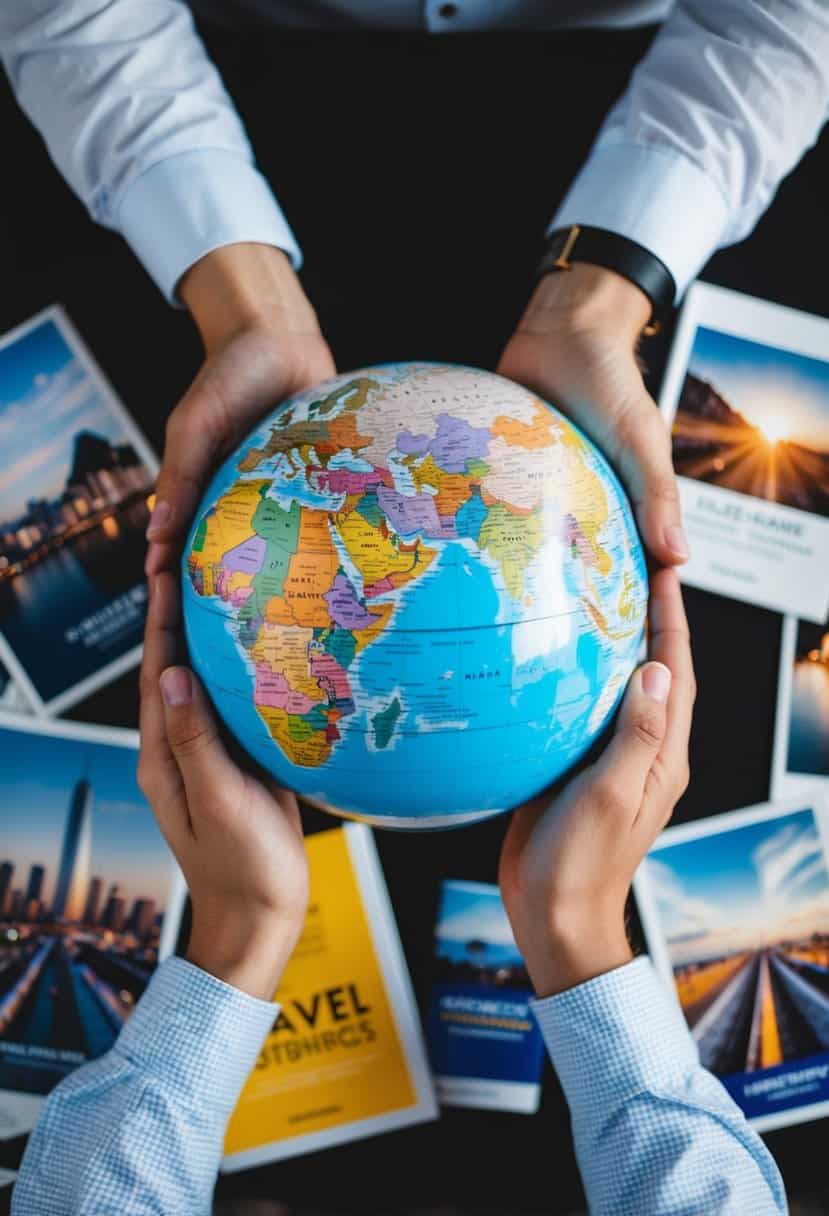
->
[146,501,172,539]
[160,667,193,707]
[642,662,672,704]
[664,524,690,560]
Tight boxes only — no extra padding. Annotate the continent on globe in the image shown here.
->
[183,363,648,828]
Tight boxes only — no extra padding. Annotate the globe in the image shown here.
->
[182,362,647,829]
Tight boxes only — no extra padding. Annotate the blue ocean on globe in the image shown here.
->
[182,362,647,829]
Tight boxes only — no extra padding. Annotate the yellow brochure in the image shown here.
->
[222,823,437,1169]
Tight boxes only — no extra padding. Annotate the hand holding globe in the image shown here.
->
[179,362,649,828]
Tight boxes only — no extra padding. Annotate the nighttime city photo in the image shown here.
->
[0,718,182,1096]
[0,309,156,708]
[644,807,829,1086]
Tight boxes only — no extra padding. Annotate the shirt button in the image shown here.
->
[438,3,458,16]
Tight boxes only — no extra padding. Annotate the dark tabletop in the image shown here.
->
[1,19,828,1215]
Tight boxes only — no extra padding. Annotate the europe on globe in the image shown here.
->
[183,362,647,829]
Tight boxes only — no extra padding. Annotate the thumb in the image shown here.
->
[589,662,672,813]
[159,666,239,812]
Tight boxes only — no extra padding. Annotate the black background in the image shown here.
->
[1,19,828,1214]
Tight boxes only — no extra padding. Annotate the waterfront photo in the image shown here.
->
[0,308,157,710]
[787,620,829,779]
[433,880,530,988]
[0,717,183,1096]
[671,326,829,515]
[639,802,829,1128]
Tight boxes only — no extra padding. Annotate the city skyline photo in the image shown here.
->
[671,326,829,515]
[0,717,182,1095]
[0,722,172,914]
[0,307,157,710]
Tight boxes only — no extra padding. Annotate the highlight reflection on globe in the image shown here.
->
[182,363,647,829]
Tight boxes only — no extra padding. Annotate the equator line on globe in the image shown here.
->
[183,362,647,828]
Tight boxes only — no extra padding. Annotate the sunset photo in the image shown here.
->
[671,326,829,515]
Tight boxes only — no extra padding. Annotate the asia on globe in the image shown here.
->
[183,363,647,829]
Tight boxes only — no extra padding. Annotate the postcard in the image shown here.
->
[222,823,436,1170]
[634,797,829,1131]
[426,879,545,1114]
[659,283,829,621]
[0,712,186,1139]
[772,616,829,799]
[0,306,158,715]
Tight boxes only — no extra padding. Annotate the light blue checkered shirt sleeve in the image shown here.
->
[12,956,278,1216]
[532,956,788,1215]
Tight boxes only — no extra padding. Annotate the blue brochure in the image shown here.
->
[426,879,545,1113]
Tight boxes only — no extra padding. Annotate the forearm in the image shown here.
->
[533,959,787,1215]
[552,0,829,295]
[12,958,278,1216]
[179,243,322,353]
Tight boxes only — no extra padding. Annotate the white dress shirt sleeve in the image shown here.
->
[550,0,829,298]
[0,1,301,303]
[532,956,787,1215]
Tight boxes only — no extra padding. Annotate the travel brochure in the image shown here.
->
[0,306,157,716]
[0,711,186,1140]
[659,283,829,622]
[222,823,436,1170]
[426,879,544,1113]
[635,797,829,1132]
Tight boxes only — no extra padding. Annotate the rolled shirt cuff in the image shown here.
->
[548,137,731,300]
[116,147,302,304]
[531,956,699,1124]
[115,956,278,1120]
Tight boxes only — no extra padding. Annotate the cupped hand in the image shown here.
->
[138,570,309,1000]
[498,568,695,997]
[146,244,335,577]
[498,263,688,567]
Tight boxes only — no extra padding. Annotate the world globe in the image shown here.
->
[182,362,647,829]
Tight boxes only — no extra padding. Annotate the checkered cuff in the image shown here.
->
[115,957,278,1118]
[532,956,698,1117]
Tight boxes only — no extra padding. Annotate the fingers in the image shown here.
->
[158,664,242,821]
[613,397,689,568]
[586,659,672,822]
[635,567,696,834]
[146,333,335,575]
[137,572,188,840]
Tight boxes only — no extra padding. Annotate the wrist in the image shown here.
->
[522,906,632,999]
[186,899,303,1001]
[524,262,651,347]
[179,242,320,354]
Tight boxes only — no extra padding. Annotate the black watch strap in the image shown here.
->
[536,225,676,335]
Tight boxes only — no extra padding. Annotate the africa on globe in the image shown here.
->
[183,362,647,829]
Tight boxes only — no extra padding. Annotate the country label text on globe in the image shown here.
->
[183,363,647,828]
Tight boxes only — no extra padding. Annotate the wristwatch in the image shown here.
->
[536,224,676,336]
